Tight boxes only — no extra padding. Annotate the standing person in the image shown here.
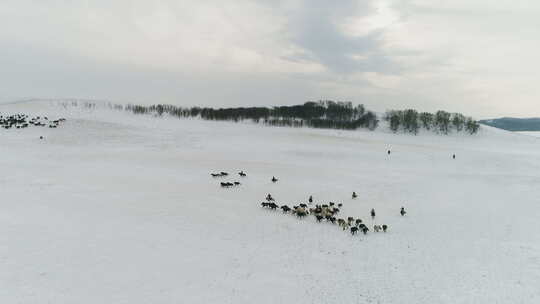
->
[352,192,357,199]
[452,154,456,159]
[400,207,406,216]
[370,208,376,220]
[308,195,313,204]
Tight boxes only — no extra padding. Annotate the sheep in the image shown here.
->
[382,224,388,232]
[347,217,354,226]
[271,176,278,183]
[374,225,382,232]
[238,171,247,177]
[315,215,324,222]
[281,205,291,213]
[233,181,241,186]
[355,219,363,227]
[350,227,359,235]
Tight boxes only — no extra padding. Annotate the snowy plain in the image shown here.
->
[1,100,540,303]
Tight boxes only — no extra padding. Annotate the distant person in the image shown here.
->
[387,150,391,155]
[308,195,313,204]
[452,154,456,159]
[370,208,376,219]
[400,207,406,216]
[352,192,358,199]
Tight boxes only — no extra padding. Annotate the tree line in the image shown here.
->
[124,101,379,130]
[384,109,480,134]
[120,101,479,134]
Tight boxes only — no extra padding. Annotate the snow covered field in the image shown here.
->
[1,100,540,303]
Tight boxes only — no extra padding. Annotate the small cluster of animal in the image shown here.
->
[211,170,247,188]
[261,194,403,236]
[1,113,65,129]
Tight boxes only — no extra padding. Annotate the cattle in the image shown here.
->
[220,182,234,188]
[362,226,369,235]
[261,202,278,209]
[294,207,308,218]
[1,114,65,131]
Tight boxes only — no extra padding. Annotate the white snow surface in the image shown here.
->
[1,100,540,303]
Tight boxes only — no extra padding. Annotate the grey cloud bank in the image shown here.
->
[1,0,540,118]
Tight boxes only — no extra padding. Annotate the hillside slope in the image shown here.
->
[480,117,540,131]
[1,101,540,303]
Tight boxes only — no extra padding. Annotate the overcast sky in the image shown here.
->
[1,0,539,118]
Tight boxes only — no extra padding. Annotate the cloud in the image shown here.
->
[1,0,540,117]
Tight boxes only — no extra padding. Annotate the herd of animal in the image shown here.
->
[210,170,407,237]
[0,113,66,129]
[261,194,404,236]
[211,170,246,188]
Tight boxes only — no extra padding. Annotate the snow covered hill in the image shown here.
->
[1,100,540,303]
